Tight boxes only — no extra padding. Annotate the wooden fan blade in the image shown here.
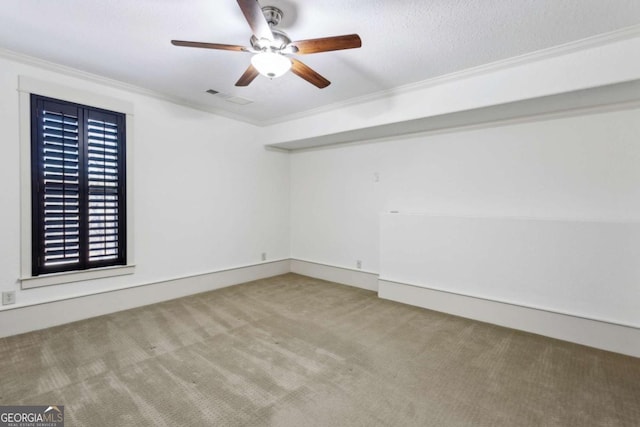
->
[291,59,330,89]
[235,64,260,86]
[237,0,273,41]
[171,40,248,52]
[291,34,361,54]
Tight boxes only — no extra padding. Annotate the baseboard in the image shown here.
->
[378,279,640,358]
[290,259,378,291]
[0,260,290,338]
[5,259,638,358]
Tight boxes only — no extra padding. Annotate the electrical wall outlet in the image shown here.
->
[261,252,267,261]
[356,260,362,269]
[2,291,16,305]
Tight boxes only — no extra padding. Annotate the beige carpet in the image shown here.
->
[0,273,639,426]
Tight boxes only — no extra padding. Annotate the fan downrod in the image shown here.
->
[261,6,283,27]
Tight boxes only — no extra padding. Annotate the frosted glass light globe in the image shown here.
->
[251,52,292,79]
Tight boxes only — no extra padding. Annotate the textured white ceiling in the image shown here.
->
[1,0,639,124]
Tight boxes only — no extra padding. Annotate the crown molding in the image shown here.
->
[0,47,262,126]
[261,24,640,126]
[2,24,639,127]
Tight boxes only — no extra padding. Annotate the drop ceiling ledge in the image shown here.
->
[266,79,640,151]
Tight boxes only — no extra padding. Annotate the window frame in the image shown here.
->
[30,94,128,276]
[19,76,135,289]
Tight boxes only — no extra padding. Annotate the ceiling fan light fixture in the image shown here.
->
[171,1,361,88]
[251,51,291,79]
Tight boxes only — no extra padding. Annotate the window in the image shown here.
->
[30,94,127,276]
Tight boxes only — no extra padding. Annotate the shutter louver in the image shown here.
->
[41,109,81,268]
[87,117,121,262]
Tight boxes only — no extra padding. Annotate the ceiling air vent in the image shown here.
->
[206,89,253,105]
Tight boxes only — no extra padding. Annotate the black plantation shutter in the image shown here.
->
[31,95,126,276]
[32,98,82,272]
[86,110,125,264]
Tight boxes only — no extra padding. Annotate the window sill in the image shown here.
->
[20,265,136,289]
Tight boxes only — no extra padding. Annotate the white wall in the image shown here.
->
[289,105,640,356]
[380,214,640,327]
[0,54,290,309]
[290,107,640,274]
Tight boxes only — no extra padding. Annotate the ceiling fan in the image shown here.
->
[171,0,362,89]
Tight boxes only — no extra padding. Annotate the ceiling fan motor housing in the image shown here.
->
[250,6,291,51]
[250,29,291,51]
